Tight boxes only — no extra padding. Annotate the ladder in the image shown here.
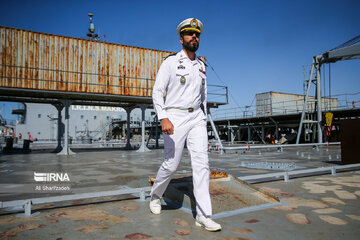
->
[296,56,323,144]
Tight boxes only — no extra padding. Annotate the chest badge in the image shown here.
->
[202,79,205,85]
[177,65,185,69]
[180,76,186,84]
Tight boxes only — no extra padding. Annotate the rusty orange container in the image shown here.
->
[0,26,175,97]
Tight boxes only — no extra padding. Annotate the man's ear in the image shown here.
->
[179,36,183,45]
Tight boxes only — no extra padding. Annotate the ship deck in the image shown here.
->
[0,145,359,239]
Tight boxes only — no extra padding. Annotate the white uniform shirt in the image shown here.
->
[152,49,207,120]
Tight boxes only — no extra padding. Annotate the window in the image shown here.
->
[106,116,110,120]
[38,132,41,135]
[81,115,84,119]
[38,114,41,118]
[94,116,97,120]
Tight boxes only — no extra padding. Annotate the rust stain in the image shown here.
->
[279,192,295,197]
[72,199,85,205]
[231,228,253,235]
[210,171,228,179]
[148,177,156,186]
[250,191,280,203]
[261,187,296,197]
[0,26,179,97]
[75,224,108,233]
[244,219,259,223]
[274,205,296,211]
[0,215,42,225]
[210,182,250,206]
[33,32,39,90]
[174,218,189,227]
[48,219,59,224]
[318,215,348,225]
[175,228,192,236]
[124,233,152,239]
[39,203,54,209]
[62,208,132,224]
[45,211,68,218]
[43,208,132,224]
[119,206,139,212]
[286,213,311,224]
[0,222,45,239]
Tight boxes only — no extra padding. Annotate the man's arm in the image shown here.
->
[152,60,174,135]
[201,65,207,116]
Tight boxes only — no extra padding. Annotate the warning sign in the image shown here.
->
[325,112,333,126]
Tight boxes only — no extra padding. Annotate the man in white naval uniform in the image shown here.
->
[149,18,221,232]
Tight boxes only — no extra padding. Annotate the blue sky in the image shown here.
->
[0,0,359,121]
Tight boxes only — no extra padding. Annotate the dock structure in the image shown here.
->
[210,105,360,145]
[0,26,228,154]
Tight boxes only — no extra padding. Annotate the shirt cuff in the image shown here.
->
[156,111,168,120]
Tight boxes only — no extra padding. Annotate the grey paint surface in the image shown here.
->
[0,145,359,239]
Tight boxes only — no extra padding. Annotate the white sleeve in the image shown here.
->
[201,64,207,115]
[152,59,170,120]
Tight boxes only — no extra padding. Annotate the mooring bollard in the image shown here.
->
[24,200,32,217]
[139,189,145,201]
[331,167,336,176]
[284,172,290,182]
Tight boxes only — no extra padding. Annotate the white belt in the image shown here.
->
[166,107,199,113]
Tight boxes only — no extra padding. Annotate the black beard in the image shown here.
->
[183,39,199,52]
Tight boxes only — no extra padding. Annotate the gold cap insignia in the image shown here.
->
[190,19,198,28]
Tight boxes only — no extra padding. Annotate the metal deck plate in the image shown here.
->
[163,175,283,218]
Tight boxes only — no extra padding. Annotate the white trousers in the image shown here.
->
[150,108,212,217]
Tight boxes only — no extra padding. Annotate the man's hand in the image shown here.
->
[161,118,174,135]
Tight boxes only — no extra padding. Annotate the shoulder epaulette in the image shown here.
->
[164,53,177,60]
[197,57,208,67]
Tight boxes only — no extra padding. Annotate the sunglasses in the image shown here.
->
[182,31,200,37]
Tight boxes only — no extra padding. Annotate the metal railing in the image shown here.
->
[211,92,360,121]
[0,64,228,105]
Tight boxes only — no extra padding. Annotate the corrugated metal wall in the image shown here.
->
[0,26,173,97]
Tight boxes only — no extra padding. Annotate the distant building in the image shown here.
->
[256,92,338,116]
[13,103,155,141]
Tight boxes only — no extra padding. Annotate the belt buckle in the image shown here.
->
[188,108,194,112]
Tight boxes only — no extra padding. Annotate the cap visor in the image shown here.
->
[180,27,201,33]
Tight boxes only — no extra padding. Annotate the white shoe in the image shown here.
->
[195,215,222,231]
[149,197,161,214]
